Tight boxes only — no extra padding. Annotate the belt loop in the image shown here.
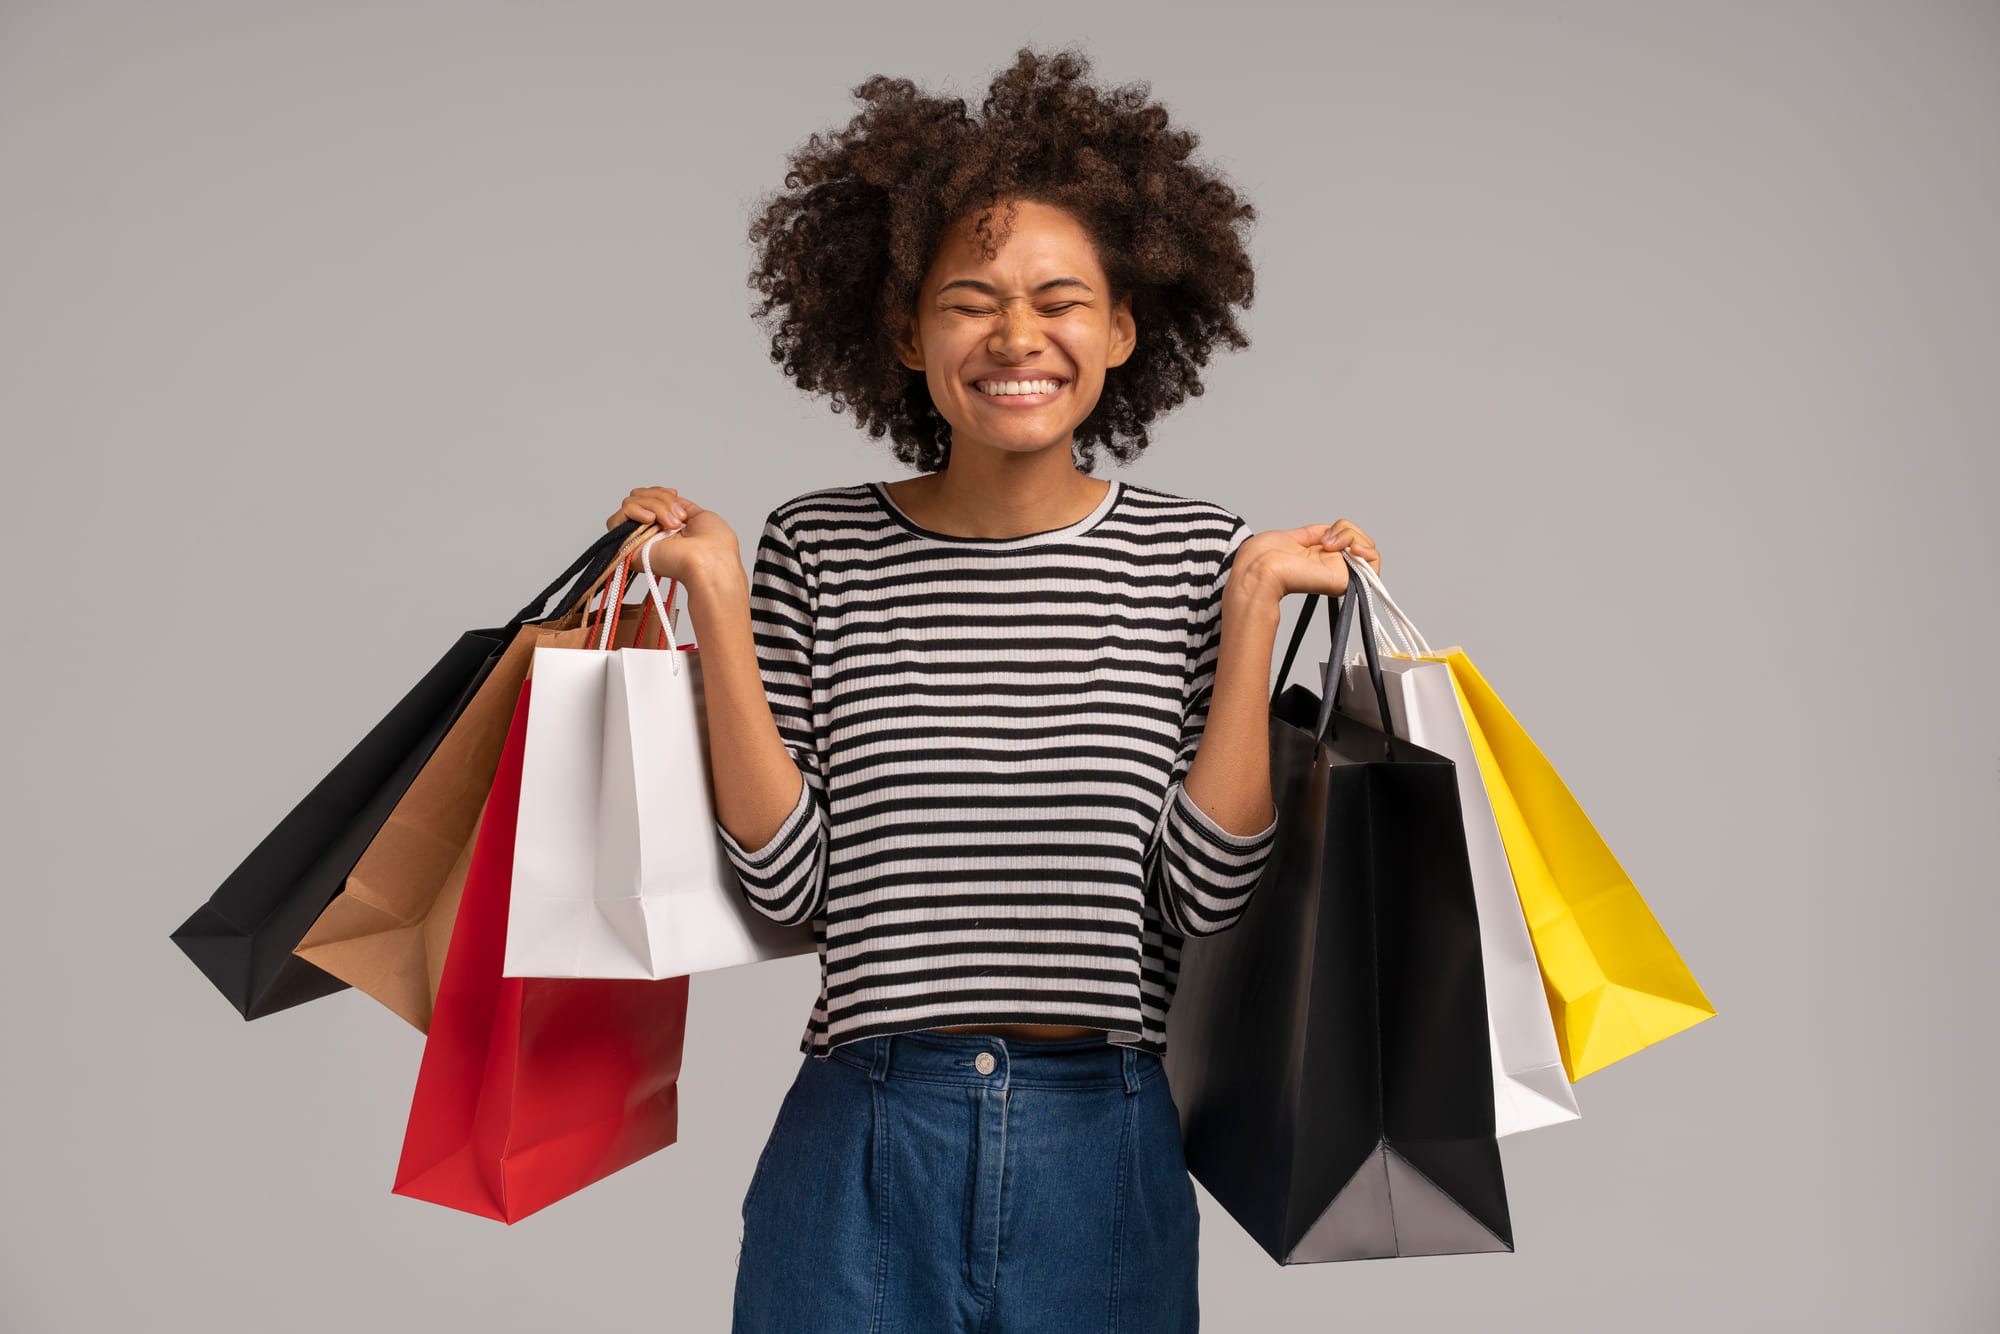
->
[1121,1047,1140,1095]
[869,1036,890,1084]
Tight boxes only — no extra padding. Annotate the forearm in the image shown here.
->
[680,556,809,853]
[1179,574,1281,836]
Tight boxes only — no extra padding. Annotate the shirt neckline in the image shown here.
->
[868,478,1125,548]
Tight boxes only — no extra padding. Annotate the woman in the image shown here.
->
[606,47,1382,1333]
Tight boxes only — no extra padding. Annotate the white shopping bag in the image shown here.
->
[506,535,816,979]
[1321,558,1580,1137]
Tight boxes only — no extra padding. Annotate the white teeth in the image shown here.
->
[975,378,1061,396]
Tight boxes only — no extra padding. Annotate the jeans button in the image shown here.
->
[974,1052,997,1075]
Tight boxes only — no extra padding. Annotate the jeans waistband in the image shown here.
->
[827,1030,1157,1093]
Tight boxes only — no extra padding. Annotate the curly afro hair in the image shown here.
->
[745,44,1258,475]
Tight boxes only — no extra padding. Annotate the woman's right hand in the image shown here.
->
[605,485,740,584]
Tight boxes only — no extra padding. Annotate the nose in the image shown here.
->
[988,300,1047,359]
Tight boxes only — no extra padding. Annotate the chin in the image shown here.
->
[969,433,1075,455]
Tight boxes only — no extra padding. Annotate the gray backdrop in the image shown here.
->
[3,2,1994,1330]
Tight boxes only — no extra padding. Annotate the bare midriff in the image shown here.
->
[932,1023,1103,1041]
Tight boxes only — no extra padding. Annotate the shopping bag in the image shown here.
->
[1315,565,1579,1136]
[1330,560,1715,1079]
[170,522,643,1019]
[393,674,689,1224]
[505,535,816,980]
[1439,647,1713,1080]
[1166,562,1511,1262]
[293,573,675,1032]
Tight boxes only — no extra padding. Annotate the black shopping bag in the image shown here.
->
[1164,562,1512,1261]
[169,522,642,1019]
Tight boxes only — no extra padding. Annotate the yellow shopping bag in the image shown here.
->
[1409,647,1715,1080]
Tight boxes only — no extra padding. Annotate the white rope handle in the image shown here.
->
[1337,550,1435,662]
[638,526,687,672]
[1319,553,1407,676]
[1358,555,1433,655]
[592,553,630,651]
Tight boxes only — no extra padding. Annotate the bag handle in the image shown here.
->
[570,521,667,619]
[1311,556,1428,666]
[587,549,635,649]
[1343,558,1433,659]
[637,531,688,670]
[581,520,692,653]
[502,520,642,633]
[1270,552,1399,760]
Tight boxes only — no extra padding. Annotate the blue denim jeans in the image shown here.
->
[732,1030,1201,1333]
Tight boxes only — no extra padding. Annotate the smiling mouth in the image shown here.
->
[971,376,1068,400]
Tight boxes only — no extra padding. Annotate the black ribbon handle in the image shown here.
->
[1268,553,1400,761]
[500,519,643,636]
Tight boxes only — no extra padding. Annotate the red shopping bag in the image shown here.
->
[392,675,689,1223]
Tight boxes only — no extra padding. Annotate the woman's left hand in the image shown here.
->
[1235,519,1382,601]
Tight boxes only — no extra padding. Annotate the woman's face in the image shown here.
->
[897,198,1136,461]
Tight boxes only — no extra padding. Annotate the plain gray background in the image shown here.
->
[3,2,1994,1330]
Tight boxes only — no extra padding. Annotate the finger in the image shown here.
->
[629,490,693,523]
[1326,529,1376,560]
[627,486,682,513]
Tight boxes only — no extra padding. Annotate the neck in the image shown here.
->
[900,443,1108,540]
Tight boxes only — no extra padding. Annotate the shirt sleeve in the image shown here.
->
[714,509,830,926]
[1145,515,1280,937]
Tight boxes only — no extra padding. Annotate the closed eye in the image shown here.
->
[947,303,1086,316]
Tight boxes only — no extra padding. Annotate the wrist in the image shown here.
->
[1223,562,1285,623]
[677,553,749,626]
[682,550,748,595]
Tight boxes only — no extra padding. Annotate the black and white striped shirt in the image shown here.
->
[715,478,1280,1058]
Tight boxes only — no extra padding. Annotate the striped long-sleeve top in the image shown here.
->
[714,478,1280,1059]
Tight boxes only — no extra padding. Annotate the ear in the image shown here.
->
[894,313,925,372]
[1105,292,1137,370]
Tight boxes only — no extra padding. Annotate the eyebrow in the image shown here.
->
[937,276,1095,297]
